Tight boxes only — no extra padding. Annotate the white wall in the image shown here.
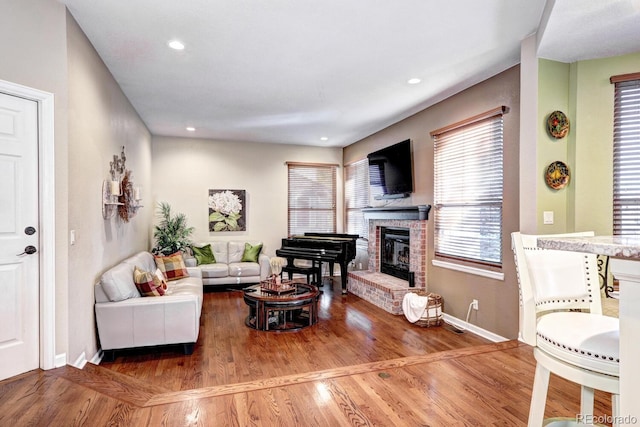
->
[151,136,343,257]
[66,12,153,362]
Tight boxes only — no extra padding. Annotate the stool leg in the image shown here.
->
[580,385,594,421]
[612,394,620,427]
[528,363,550,427]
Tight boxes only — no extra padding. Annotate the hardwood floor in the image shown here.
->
[0,280,613,426]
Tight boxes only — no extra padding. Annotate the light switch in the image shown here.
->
[70,230,76,245]
[543,211,554,225]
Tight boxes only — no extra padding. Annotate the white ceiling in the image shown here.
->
[60,0,640,148]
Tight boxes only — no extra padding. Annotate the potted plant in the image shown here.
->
[152,202,194,255]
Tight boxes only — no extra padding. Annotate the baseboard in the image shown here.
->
[89,350,103,365]
[442,313,509,343]
[54,353,67,368]
[71,351,87,369]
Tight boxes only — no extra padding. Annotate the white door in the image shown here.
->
[0,92,39,380]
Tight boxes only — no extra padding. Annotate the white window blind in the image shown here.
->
[287,163,337,236]
[432,107,505,267]
[613,75,640,235]
[344,159,370,238]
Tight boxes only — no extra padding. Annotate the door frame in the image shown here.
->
[0,79,56,371]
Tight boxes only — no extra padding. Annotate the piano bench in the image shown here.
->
[280,265,318,285]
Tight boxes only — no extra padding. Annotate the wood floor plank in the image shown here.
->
[144,340,519,406]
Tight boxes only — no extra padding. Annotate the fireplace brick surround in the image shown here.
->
[347,207,429,314]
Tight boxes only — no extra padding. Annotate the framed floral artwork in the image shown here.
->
[208,189,246,231]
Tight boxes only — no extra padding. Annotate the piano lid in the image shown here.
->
[289,235,356,242]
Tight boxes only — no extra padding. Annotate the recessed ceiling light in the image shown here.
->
[320,137,329,141]
[186,126,196,132]
[168,40,185,50]
[407,78,421,85]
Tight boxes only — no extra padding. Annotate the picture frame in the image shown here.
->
[208,189,246,231]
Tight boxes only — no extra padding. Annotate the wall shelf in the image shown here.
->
[102,180,120,219]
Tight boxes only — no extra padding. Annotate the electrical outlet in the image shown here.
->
[472,299,479,310]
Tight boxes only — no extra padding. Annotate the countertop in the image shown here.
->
[537,235,640,259]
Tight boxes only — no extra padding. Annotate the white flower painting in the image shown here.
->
[208,189,246,231]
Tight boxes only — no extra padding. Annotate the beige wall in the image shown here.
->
[151,136,343,258]
[344,66,521,339]
[66,13,153,361]
[0,0,70,360]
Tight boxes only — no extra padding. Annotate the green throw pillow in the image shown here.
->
[241,243,263,263]
[192,244,216,265]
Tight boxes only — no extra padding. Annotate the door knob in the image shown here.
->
[25,226,36,235]
[17,245,37,256]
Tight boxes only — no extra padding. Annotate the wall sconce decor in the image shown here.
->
[102,146,143,221]
[546,110,570,139]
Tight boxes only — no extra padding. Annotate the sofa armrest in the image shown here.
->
[95,294,200,350]
[184,255,197,268]
[186,266,202,278]
[258,253,271,280]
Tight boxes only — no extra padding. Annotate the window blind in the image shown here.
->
[344,159,369,238]
[613,77,640,235]
[432,108,505,267]
[287,163,337,236]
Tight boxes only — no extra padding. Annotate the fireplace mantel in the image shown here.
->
[362,204,431,220]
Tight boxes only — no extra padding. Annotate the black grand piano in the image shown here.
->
[276,233,359,294]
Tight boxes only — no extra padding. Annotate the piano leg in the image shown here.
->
[340,266,348,294]
[313,261,323,287]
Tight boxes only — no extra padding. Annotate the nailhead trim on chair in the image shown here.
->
[537,332,620,363]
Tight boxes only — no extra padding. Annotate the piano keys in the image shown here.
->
[276,233,359,294]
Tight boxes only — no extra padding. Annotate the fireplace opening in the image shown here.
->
[380,227,410,281]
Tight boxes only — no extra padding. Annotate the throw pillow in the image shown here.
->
[192,244,216,265]
[154,268,168,290]
[133,266,166,297]
[154,251,189,281]
[241,242,263,263]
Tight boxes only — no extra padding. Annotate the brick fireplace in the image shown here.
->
[347,205,429,315]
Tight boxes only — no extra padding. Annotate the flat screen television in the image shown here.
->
[367,139,413,199]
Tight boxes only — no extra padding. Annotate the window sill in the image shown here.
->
[432,259,504,281]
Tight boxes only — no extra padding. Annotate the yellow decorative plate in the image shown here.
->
[547,110,570,139]
[545,161,570,190]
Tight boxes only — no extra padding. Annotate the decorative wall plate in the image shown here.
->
[545,161,570,190]
[547,110,570,139]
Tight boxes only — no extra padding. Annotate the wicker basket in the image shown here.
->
[412,291,443,327]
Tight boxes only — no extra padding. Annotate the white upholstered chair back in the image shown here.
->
[512,231,602,346]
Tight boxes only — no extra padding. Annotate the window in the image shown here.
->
[431,106,506,268]
[287,162,337,236]
[344,158,370,238]
[612,73,640,235]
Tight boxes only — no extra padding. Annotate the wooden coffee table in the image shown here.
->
[243,281,320,331]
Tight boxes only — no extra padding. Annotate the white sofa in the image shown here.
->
[94,251,203,360]
[186,241,271,287]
